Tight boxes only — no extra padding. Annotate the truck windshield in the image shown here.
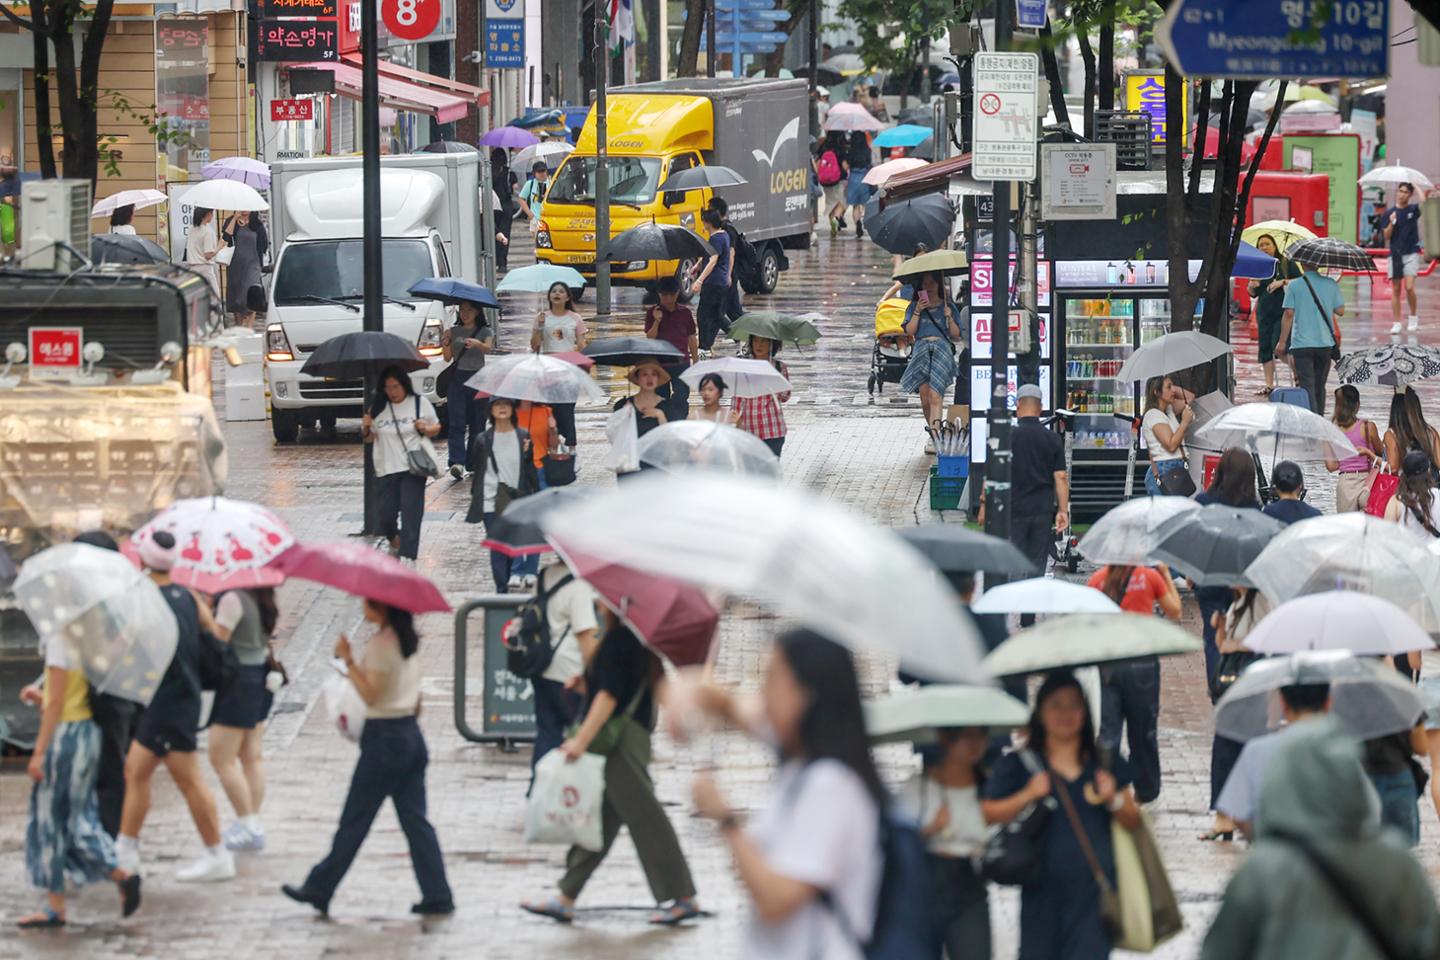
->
[272,239,433,306]
[545,157,661,206]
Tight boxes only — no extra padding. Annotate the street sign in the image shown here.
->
[383,0,440,41]
[257,19,338,61]
[715,30,788,44]
[28,328,83,381]
[972,52,1039,182]
[1040,143,1117,221]
[485,17,524,67]
[1156,0,1389,80]
[1015,0,1047,29]
[270,98,315,121]
[715,0,784,7]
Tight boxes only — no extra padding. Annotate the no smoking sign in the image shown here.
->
[979,93,1002,116]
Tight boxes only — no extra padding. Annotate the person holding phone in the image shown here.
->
[899,271,963,448]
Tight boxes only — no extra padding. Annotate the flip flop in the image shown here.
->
[649,898,702,926]
[17,909,66,929]
[520,897,574,924]
[119,874,142,918]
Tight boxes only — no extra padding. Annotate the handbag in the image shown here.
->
[487,436,522,514]
[213,245,235,266]
[391,396,441,479]
[1110,812,1184,952]
[567,679,649,756]
[542,453,576,487]
[1211,649,1261,701]
[979,749,1054,885]
[1365,469,1401,517]
[1051,767,1124,940]
[1157,463,1197,497]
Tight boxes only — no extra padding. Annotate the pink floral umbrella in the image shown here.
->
[129,497,292,592]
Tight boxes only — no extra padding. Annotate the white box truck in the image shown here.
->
[263,152,482,443]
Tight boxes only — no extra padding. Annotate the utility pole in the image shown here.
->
[808,0,820,139]
[360,0,383,534]
[1019,180,1040,381]
[594,1,611,319]
[983,0,1012,546]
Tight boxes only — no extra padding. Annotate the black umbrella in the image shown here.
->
[1149,505,1285,588]
[1286,236,1375,273]
[898,525,1037,576]
[607,223,715,264]
[484,486,595,555]
[864,194,954,256]
[421,140,477,154]
[582,336,685,367]
[300,331,427,380]
[896,106,932,126]
[911,134,936,160]
[91,233,169,265]
[663,165,747,192]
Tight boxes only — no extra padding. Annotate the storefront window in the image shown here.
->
[155,17,211,181]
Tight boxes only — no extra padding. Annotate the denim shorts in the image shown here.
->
[1422,676,1440,731]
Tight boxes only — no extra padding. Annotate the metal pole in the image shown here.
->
[705,0,716,78]
[808,0,820,139]
[983,0,1011,545]
[360,0,384,535]
[480,149,497,290]
[594,1,612,319]
[920,34,931,103]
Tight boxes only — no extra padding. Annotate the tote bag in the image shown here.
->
[1111,812,1184,952]
[1365,470,1401,517]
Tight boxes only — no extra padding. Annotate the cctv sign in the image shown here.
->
[28,327,84,380]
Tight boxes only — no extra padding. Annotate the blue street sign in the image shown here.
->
[715,30,788,43]
[715,0,785,8]
[1157,0,1389,79]
[1015,0,1046,29]
[724,10,790,24]
[486,17,524,69]
[700,36,781,52]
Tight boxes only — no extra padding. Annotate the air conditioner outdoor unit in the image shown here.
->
[20,179,93,271]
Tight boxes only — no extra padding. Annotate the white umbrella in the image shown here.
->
[463,353,604,404]
[636,421,781,478]
[1284,98,1339,115]
[201,156,271,189]
[1243,591,1434,657]
[91,189,168,219]
[1214,651,1426,742]
[866,685,1031,744]
[1358,163,1435,195]
[865,157,928,186]
[1245,513,1440,631]
[185,179,269,211]
[511,141,574,174]
[1192,402,1358,461]
[824,102,885,133]
[1076,496,1200,566]
[131,496,294,594]
[983,612,1202,677]
[542,473,988,682]
[971,578,1121,615]
[1117,331,1232,382]
[679,357,791,398]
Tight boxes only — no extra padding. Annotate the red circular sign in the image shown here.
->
[382,0,440,41]
[979,93,1002,116]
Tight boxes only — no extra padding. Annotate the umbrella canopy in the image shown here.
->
[910,135,937,161]
[201,156,271,189]
[1149,504,1285,588]
[1192,402,1358,461]
[822,52,866,73]
[496,263,586,294]
[824,102,886,133]
[479,126,540,149]
[408,277,500,309]
[130,497,294,593]
[873,124,933,148]
[421,140,478,154]
[300,331,426,380]
[1244,592,1435,657]
[1284,98,1339,115]
[549,350,594,371]
[728,312,822,346]
[1337,344,1440,387]
[983,612,1202,677]
[663,165,747,191]
[91,189,168,219]
[557,546,719,668]
[510,141,574,174]
[91,233,170,265]
[1117,331,1232,382]
[1214,651,1425,742]
[1286,236,1374,273]
[636,421,781,478]
[607,223,714,263]
[482,486,595,557]
[864,194,955,256]
[1231,240,1278,279]
[14,543,178,706]
[1240,220,1317,251]
[582,336,684,367]
[679,356,792,398]
[1077,496,1200,566]
[893,248,968,280]
[464,353,604,404]
[895,525,1037,577]
[866,685,1031,745]
[270,541,450,613]
[1358,163,1434,195]
[542,473,988,683]
[1245,513,1440,631]
[971,578,1120,615]
[184,179,268,211]
[864,157,928,186]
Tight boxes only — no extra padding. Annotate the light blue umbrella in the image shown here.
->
[874,124,932,149]
[1230,240,1278,279]
[495,263,586,293]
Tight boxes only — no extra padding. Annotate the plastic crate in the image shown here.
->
[936,454,970,478]
[929,465,966,512]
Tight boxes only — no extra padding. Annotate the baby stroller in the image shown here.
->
[868,298,913,395]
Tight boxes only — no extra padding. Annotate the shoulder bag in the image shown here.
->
[1298,272,1343,362]
[979,749,1055,885]
[1050,767,1124,940]
[1365,468,1401,517]
[391,397,441,479]
[1157,463,1197,497]
[1110,810,1184,952]
[567,678,649,756]
[1271,831,1416,960]
[487,431,528,514]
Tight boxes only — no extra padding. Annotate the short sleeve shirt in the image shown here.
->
[539,563,599,684]
[535,311,587,353]
[1262,498,1322,525]
[1386,204,1422,256]
[372,396,438,478]
[43,637,92,722]
[1011,416,1065,515]
[1087,566,1170,614]
[1216,725,1306,823]
[362,626,421,719]
[585,625,656,729]
[1142,407,1183,462]
[647,303,696,354]
[705,231,732,288]
[1281,273,1342,350]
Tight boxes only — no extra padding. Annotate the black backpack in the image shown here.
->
[503,571,575,679]
[725,222,759,284]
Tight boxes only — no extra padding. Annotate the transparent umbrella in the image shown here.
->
[1192,401,1358,462]
[1214,651,1426,741]
[1245,514,1440,631]
[866,685,1030,744]
[542,473,987,682]
[1243,591,1435,657]
[1117,331,1232,382]
[982,612,1202,677]
[464,353,604,404]
[971,578,1120,615]
[679,357,791,398]
[636,421,781,479]
[1076,496,1200,566]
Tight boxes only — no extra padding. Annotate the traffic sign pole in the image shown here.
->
[985,0,1012,549]
[360,0,382,534]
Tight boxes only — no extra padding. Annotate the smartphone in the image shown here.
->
[917,290,931,307]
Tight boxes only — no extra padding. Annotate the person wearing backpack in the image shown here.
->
[817,134,848,235]
[520,559,600,784]
[981,671,1142,960]
[708,195,749,323]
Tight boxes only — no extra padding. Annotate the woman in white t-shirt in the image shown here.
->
[184,206,221,297]
[464,396,541,591]
[360,367,440,561]
[526,559,600,790]
[669,629,884,959]
[1385,449,1440,538]
[530,282,589,354]
[1141,375,1194,496]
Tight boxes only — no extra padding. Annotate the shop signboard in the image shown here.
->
[28,328,84,381]
[1282,134,1361,243]
[971,256,1051,308]
[1123,71,1187,147]
[258,0,336,16]
[258,19,339,61]
[156,18,208,61]
[968,366,1054,462]
[1053,258,1201,287]
[383,0,441,41]
[486,18,525,67]
[270,98,315,121]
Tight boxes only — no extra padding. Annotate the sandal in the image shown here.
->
[520,897,574,924]
[649,898,702,926]
[118,874,142,918]
[17,909,66,929]
[1197,828,1235,842]
[1257,386,1273,397]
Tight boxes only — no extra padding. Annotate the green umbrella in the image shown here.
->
[866,685,1031,744]
[728,311,822,347]
[982,613,1202,678]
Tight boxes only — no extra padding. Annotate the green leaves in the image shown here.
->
[834,0,956,75]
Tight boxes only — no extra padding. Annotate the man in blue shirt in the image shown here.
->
[1278,269,1345,416]
[1384,182,1423,334]
[1261,461,1322,525]
[690,208,732,358]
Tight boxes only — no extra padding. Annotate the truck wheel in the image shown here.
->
[675,258,698,303]
[271,410,299,444]
[755,245,781,294]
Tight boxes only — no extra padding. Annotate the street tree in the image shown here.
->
[836,0,955,104]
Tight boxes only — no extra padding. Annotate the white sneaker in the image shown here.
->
[522,574,538,590]
[506,574,524,591]
[1392,321,1403,335]
[223,822,266,852]
[176,850,236,882]
[1409,316,1421,331]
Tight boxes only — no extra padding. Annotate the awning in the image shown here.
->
[292,62,472,123]
[340,54,490,108]
[880,153,973,204]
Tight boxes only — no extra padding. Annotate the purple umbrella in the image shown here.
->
[201,156,270,190]
[479,126,539,149]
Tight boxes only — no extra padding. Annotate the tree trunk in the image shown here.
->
[677,0,704,77]
[30,5,56,179]
[48,1,90,182]
[1077,28,1096,138]
[79,1,116,185]
[1039,22,1070,131]
[1098,1,1115,112]
[1163,62,1199,334]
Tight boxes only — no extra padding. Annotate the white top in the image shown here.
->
[371,396,438,478]
[215,592,245,632]
[1389,489,1440,537]
[482,429,523,512]
[895,773,990,858]
[1142,407,1184,462]
[362,626,421,719]
[44,635,73,669]
[744,759,882,960]
[534,310,587,353]
[538,563,600,684]
[185,219,219,264]
[692,405,731,424]
[111,224,137,236]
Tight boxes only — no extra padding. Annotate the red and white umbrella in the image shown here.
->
[270,541,450,614]
[130,497,293,593]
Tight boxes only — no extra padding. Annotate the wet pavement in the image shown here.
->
[3,224,1440,959]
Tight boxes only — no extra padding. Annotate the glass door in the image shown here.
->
[1062,296,1136,452]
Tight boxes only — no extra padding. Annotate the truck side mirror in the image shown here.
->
[664,189,686,208]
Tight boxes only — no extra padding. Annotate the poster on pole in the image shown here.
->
[165,181,204,262]
[971,52,1039,182]
[1040,143,1116,221]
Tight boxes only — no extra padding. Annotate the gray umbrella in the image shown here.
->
[299,331,426,380]
[897,524,1037,576]
[663,165,747,192]
[864,194,955,256]
[91,233,169,265]
[1150,504,1285,588]
[911,134,936,160]
[1214,651,1426,741]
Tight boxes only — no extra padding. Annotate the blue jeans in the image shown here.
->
[1099,657,1162,803]
[1370,770,1421,846]
[529,677,582,787]
[447,376,488,469]
[1145,458,1186,496]
[483,511,538,591]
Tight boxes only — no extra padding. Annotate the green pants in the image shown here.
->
[558,719,696,903]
